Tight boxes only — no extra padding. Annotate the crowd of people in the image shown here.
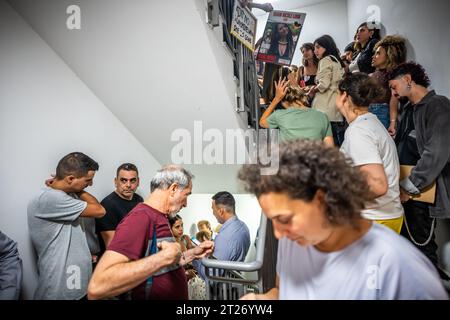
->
[252,19,450,299]
[17,157,250,300]
[1,2,449,301]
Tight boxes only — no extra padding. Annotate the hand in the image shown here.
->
[307,86,317,97]
[274,78,289,101]
[238,0,250,7]
[388,122,396,137]
[158,241,182,265]
[400,188,411,203]
[45,174,56,186]
[185,269,197,281]
[192,240,214,260]
[260,3,274,12]
[240,293,263,300]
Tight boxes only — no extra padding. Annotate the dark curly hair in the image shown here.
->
[387,61,431,88]
[238,140,374,227]
[338,73,385,107]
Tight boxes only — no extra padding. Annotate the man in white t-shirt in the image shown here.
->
[238,140,447,300]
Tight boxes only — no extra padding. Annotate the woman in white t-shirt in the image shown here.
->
[238,140,447,300]
[336,73,404,233]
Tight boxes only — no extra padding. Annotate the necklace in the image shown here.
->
[278,41,288,45]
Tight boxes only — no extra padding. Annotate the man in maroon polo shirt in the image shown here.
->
[87,165,214,300]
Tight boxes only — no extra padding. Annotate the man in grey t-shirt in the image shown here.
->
[27,152,105,300]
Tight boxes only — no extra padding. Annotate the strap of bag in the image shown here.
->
[144,224,158,299]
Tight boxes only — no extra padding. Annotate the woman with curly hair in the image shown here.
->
[238,139,447,300]
[336,73,404,233]
[370,35,407,135]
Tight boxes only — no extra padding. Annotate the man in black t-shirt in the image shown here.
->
[95,163,143,255]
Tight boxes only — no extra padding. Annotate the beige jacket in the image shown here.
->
[312,56,344,122]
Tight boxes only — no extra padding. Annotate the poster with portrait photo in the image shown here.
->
[256,11,307,66]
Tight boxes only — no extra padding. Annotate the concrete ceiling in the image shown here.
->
[9,0,253,193]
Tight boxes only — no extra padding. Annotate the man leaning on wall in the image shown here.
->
[27,152,105,300]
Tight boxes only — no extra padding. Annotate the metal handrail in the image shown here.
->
[200,213,266,272]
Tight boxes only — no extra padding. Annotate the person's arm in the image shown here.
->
[315,58,333,93]
[241,0,273,12]
[100,231,115,248]
[388,95,399,137]
[259,78,289,128]
[323,118,335,147]
[78,191,106,218]
[180,240,214,266]
[240,275,279,300]
[0,231,22,300]
[402,101,450,193]
[342,128,386,199]
[182,235,195,250]
[323,136,335,147]
[260,99,279,129]
[87,241,181,300]
[357,164,388,199]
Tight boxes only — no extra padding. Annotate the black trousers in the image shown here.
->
[400,200,438,266]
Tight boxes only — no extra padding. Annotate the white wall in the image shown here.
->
[256,0,348,67]
[179,194,262,264]
[347,0,450,97]
[8,0,250,193]
[0,0,161,299]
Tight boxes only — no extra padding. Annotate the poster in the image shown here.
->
[230,0,257,51]
[256,11,307,66]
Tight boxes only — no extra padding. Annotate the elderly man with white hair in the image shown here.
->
[88,165,214,300]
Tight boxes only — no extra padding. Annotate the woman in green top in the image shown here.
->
[259,78,334,146]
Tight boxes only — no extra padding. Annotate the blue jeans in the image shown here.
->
[369,103,390,129]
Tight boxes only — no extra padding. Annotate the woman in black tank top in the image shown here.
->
[297,43,318,88]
